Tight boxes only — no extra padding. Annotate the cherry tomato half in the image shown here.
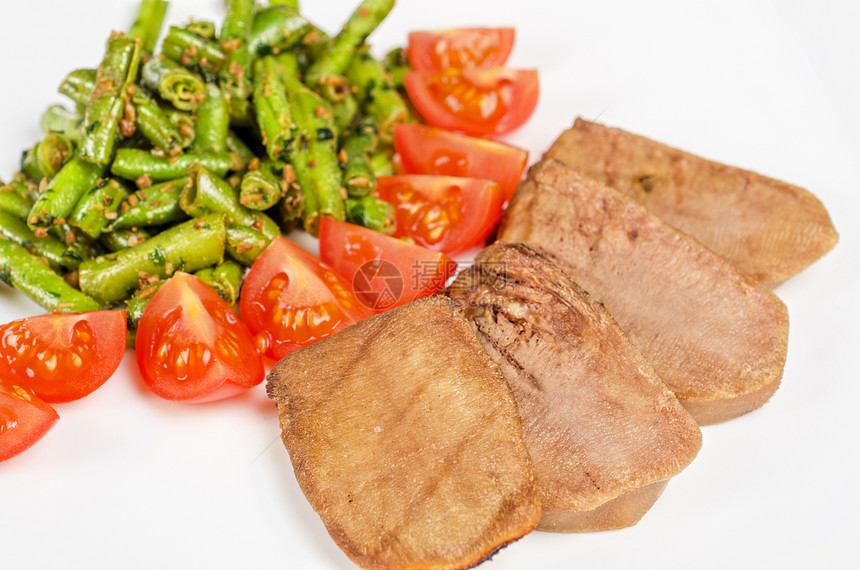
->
[375,175,505,255]
[0,382,59,462]
[407,27,515,71]
[0,310,127,403]
[319,217,457,312]
[240,237,373,360]
[404,68,539,136]
[394,123,528,201]
[136,272,264,402]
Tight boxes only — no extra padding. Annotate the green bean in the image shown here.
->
[111,177,188,230]
[277,175,304,233]
[27,155,106,229]
[165,108,196,147]
[141,56,207,111]
[194,260,243,305]
[68,178,130,238]
[100,227,151,252]
[344,195,396,235]
[331,91,359,134]
[58,68,96,109]
[239,168,282,210]
[192,84,230,154]
[0,185,35,220]
[161,26,226,77]
[247,5,310,57]
[251,56,295,160]
[218,0,254,128]
[340,118,378,196]
[111,148,231,181]
[131,88,185,156]
[346,45,409,146]
[226,130,256,171]
[225,225,270,265]
[6,176,40,202]
[79,34,142,166]
[0,211,83,273]
[0,239,101,312]
[185,20,217,40]
[370,149,395,176]
[21,133,76,181]
[41,105,84,143]
[305,0,395,102]
[78,213,227,304]
[128,0,168,53]
[269,0,300,8]
[383,46,410,93]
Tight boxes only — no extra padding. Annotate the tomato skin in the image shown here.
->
[240,237,373,360]
[135,272,264,403]
[0,311,127,403]
[0,382,58,462]
[407,27,515,71]
[394,123,528,201]
[375,175,505,255]
[319,218,457,312]
[404,68,539,136]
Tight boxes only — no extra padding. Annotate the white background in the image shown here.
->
[1,1,858,568]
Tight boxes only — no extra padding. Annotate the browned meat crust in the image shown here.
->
[545,118,838,286]
[267,297,541,569]
[447,243,701,532]
[498,160,790,425]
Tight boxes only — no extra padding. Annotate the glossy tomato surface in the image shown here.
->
[0,310,126,403]
[240,237,373,360]
[0,383,59,462]
[135,272,264,402]
[319,217,457,312]
[404,68,539,135]
[394,123,528,200]
[375,175,505,255]
[407,27,515,71]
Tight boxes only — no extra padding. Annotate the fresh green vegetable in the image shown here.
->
[111,177,188,230]
[344,195,396,235]
[111,148,231,181]
[340,118,378,196]
[27,156,105,230]
[21,133,76,181]
[128,0,168,53]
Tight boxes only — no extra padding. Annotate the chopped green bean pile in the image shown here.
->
[0,0,414,336]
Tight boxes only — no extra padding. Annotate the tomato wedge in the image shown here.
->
[0,310,126,403]
[240,237,373,360]
[0,382,59,462]
[407,27,515,71]
[319,217,457,312]
[404,68,539,135]
[375,175,505,254]
[394,123,528,201]
[135,272,264,402]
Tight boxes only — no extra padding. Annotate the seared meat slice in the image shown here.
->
[545,117,838,286]
[498,160,789,425]
[447,243,701,532]
[267,297,540,570]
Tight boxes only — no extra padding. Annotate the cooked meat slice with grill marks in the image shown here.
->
[267,297,540,570]
[498,160,789,425]
[545,117,838,286]
[447,243,701,532]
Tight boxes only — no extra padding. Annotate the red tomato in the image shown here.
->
[394,123,528,201]
[240,237,373,360]
[375,175,505,254]
[404,68,539,135]
[0,310,126,403]
[0,382,58,462]
[135,272,264,402]
[407,27,515,71]
[318,217,458,312]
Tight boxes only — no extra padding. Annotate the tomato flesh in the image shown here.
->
[394,123,528,201]
[240,237,373,360]
[0,311,126,403]
[408,27,515,71]
[0,382,58,462]
[136,272,264,402]
[319,217,457,312]
[404,68,539,136]
[375,175,505,254]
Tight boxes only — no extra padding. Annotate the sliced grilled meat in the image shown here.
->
[545,117,838,286]
[498,160,790,425]
[447,243,701,532]
[267,297,541,570]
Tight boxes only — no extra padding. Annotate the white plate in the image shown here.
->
[1,1,858,568]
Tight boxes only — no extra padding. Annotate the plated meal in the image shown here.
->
[0,0,843,569]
